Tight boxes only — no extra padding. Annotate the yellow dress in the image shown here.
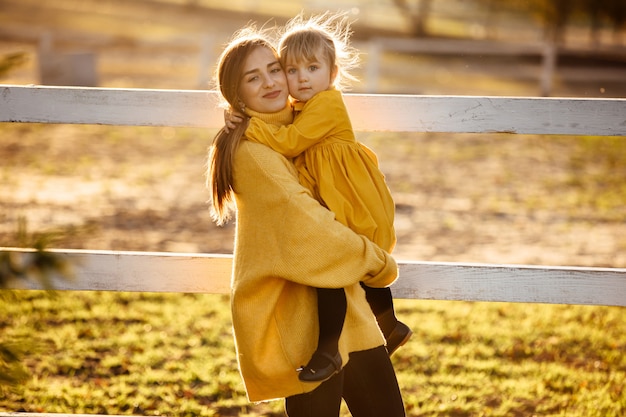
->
[246,89,396,252]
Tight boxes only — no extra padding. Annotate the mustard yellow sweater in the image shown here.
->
[230,105,398,402]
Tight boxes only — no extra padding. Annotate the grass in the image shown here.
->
[0,291,263,416]
[393,300,626,416]
[0,291,624,416]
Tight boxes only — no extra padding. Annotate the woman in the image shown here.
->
[207,26,406,417]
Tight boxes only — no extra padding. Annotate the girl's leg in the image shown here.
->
[285,370,344,417]
[342,346,406,417]
[362,285,412,354]
[361,285,395,334]
[316,287,346,354]
[298,287,346,382]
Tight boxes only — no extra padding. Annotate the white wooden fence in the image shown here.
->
[1,84,625,309]
[360,37,626,97]
[362,38,559,96]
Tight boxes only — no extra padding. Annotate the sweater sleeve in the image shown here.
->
[245,90,345,158]
[265,156,398,289]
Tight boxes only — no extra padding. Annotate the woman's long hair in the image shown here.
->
[208,29,277,225]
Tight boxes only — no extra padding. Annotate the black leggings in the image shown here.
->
[315,285,395,354]
[285,346,405,417]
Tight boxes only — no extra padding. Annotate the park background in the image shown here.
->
[1,0,625,415]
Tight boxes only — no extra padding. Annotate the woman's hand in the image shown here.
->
[224,108,245,133]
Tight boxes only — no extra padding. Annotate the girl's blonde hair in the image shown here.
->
[279,12,360,91]
[207,27,278,225]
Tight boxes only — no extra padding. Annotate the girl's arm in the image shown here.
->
[246,90,345,157]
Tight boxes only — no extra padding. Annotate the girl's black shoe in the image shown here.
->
[297,351,342,382]
[385,321,413,355]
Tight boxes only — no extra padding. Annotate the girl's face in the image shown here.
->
[238,46,289,114]
[284,51,337,102]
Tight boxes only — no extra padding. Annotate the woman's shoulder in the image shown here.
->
[238,139,283,158]
[236,140,299,177]
[236,140,278,165]
[234,141,313,206]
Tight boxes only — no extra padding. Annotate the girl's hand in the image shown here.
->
[223,108,245,133]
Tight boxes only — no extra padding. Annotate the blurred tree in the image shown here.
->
[581,0,605,44]
[0,338,30,390]
[392,0,624,44]
[0,52,27,78]
[0,218,73,290]
[0,218,73,392]
[526,0,577,43]
[473,0,516,39]
[510,0,623,45]
[483,0,498,38]
[606,0,626,42]
[392,0,433,36]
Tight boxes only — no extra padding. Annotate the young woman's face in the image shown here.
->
[284,51,337,102]
[239,46,289,113]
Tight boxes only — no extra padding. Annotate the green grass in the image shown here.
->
[1,291,282,416]
[1,292,624,416]
[393,299,626,416]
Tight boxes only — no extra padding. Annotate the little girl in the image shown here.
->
[245,13,412,382]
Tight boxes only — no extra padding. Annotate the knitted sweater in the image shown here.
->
[230,105,398,402]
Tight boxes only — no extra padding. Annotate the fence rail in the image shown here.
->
[2,85,626,135]
[3,248,625,307]
[1,84,626,309]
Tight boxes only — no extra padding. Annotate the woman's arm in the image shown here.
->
[278,184,398,289]
[240,142,397,290]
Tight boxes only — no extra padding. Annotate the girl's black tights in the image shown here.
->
[316,284,398,355]
[315,287,347,355]
[361,284,397,338]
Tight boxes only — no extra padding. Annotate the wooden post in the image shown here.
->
[196,34,215,89]
[540,40,557,97]
[38,32,98,87]
[365,38,382,93]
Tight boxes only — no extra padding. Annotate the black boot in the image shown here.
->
[377,309,413,355]
[385,321,413,355]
